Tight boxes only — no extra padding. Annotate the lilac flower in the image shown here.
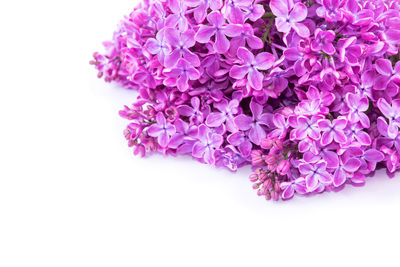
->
[144,28,171,65]
[164,28,199,68]
[299,161,333,190]
[280,178,307,200]
[318,117,347,146]
[192,124,223,165]
[269,0,310,37]
[147,112,176,148]
[228,23,264,55]
[316,0,347,22]
[195,11,242,53]
[345,93,370,128]
[163,58,201,92]
[227,131,252,158]
[344,122,371,146]
[333,157,361,187]
[290,115,323,141]
[177,97,204,124]
[168,119,198,149]
[311,29,336,55]
[206,99,239,132]
[185,0,223,23]
[229,47,275,90]
[269,113,288,139]
[374,59,400,91]
[166,0,189,31]
[234,100,270,145]
[377,98,400,136]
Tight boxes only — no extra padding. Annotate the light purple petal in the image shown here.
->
[234,114,252,130]
[206,112,226,127]
[289,2,307,22]
[375,59,393,76]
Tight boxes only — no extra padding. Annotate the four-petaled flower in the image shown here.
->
[318,117,347,146]
[311,29,336,55]
[229,47,275,90]
[270,0,310,37]
[192,124,223,165]
[234,100,270,145]
[163,58,201,92]
[147,112,176,148]
[345,93,370,128]
[195,11,242,53]
[299,161,333,190]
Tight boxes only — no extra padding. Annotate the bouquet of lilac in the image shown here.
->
[91,0,400,201]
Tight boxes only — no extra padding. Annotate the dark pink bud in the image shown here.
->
[276,159,290,176]
[260,138,274,149]
[249,173,259,182]
[251,150,265,166]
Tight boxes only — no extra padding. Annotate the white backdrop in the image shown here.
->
[1,1,399,266]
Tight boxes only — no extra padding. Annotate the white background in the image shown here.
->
[1,1,400,266]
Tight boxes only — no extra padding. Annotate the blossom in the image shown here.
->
[229,47,274,90]
[374,59,400,91]
[192,124,223,164]
[299,161,333,190]
[195,11,242,53]
[316,0,347,22]
[205,99,239,132]
[269,0,310,37]
[280,178,307,200]
[345,93,370,128]
[177,97,204,124]
[318,117,347,146]
[234,100,270,145]
[290,115,323,141]
[311,29,336,55]
[144,28,171,65]
[164,28,199,68]
[163,58,201,92]
[147,112,176,148]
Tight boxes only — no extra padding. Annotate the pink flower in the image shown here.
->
[318,117,347,146]
[147,112,176,148]
[269,0,310,37]
[229,47,274,90]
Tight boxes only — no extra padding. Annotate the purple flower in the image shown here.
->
[228,23,264,55]
[311,29,336,55]
[344,122,371,146]
[206,99,239,132]
[227,131,252,158]
[269,0,310,37]
[377,98,400,136]
[229,47,274,90]
[234,100,270,145]
[280,178,307,200]
[168,119,198,149]
[192,124,223,165]
[144,28,171,65]
[195,11,242,53]
[316,0,347,22]
[269,113,288,139]
[318,117,347,146]
[333,157,361,187]
[345,93,370,128]
[177,97,204,124]
[164,28,199,68]
[374,59,400,91]
[163,58,201,92]
[186,0,223,23]
[299,161,333,190]
[290,115,323,141]
[147,112,176,148]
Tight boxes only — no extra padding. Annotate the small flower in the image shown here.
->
[377,98,400,136]
[318,117,347,146]
[316,0,347,22]
[227,131,252,157]
[195,11,242,53]
[374,59,400,91]
[345,93,370,128]
[234,100,270,145]
[147,112,176,148]
[299,161,333,191]
[311,29,336,55]
[206,99,239,132]
[177,97,204,124]
[144,28,171,65]
[164,28,199,68]
[163,58,201,92]
[229,47,274,90]
[280,178,307,200]
[192,124,223,165]
[290,115,323,141]
[270,0,310,37]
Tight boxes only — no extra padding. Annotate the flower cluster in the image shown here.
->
[91,0,400,201]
